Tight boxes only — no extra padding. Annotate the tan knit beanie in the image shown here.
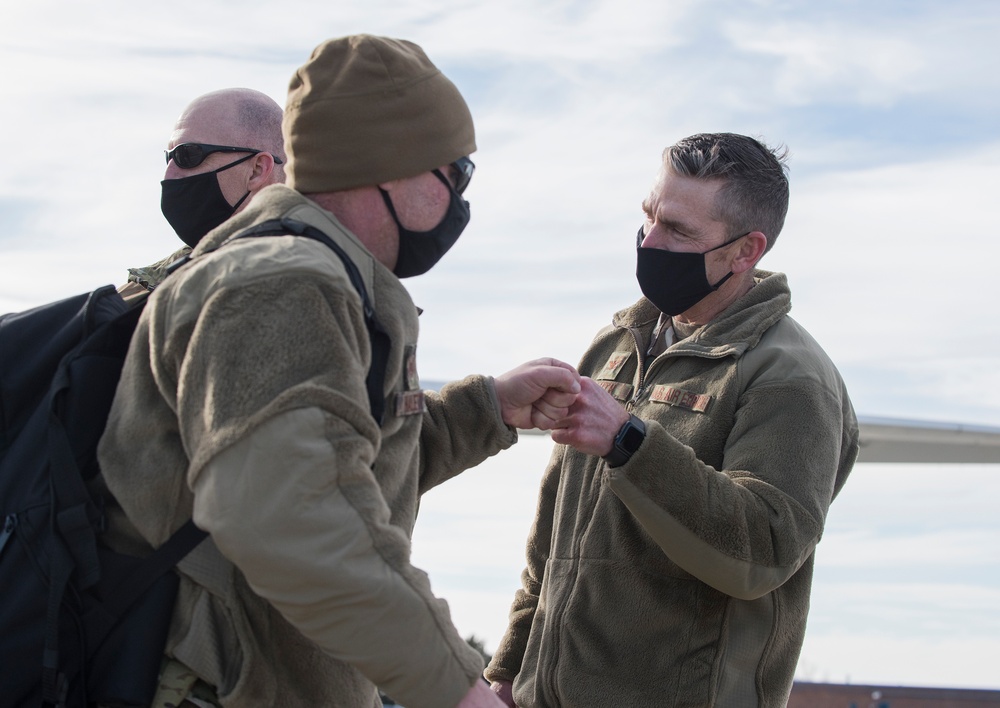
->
[283,35,476,193]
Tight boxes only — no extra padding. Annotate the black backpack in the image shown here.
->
[0,218,389,707]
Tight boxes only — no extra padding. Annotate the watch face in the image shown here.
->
[620,423,645,454]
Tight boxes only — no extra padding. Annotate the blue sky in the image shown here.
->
[3,0,999,691]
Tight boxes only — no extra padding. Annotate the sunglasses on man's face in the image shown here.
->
[164,143,284,169]
[450,156,475,195]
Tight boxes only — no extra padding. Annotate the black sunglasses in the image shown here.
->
[450,156,475,195]
[164,142,284,169]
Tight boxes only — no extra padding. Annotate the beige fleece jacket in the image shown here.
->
[486,271,858,707]
[98,185,516,707]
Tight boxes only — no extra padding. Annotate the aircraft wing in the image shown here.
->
[856,416,1000,463]
[423,381,1000,463]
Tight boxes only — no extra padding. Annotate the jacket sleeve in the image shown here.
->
[159,274,482,708]
[418,375,518,494]
[484,444,565,683]
[607,370,858,601]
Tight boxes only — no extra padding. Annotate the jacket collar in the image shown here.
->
[193,185,322,256]
[612,270,792,359]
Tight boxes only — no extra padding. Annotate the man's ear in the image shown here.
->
[247,152,277,190]
[732,232,768,274]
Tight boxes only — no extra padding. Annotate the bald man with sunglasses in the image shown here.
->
[118,87,286,302]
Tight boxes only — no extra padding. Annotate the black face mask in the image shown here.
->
[379,170,471,278]
[160,154,254,248]
[635,225,748,316]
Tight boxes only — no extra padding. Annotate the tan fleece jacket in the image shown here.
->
[485,271,859,708]
[97,185,516,707]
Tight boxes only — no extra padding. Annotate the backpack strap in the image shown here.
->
[41,545,73,706]
[81,519,206,650]
[226,217,391,426]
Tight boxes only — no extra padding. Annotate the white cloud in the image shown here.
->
[724,6,1000,109]
[728,22,926,108]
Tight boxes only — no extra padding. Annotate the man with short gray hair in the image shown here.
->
[98,35,579,708]
[486,133,859,707]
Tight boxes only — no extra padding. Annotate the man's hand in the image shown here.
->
[549,376,630,456]
[456,678,507,707]
[490,679,516,707]
[494,358,581,430]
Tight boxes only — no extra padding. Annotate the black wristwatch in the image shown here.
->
[602,414,646,468]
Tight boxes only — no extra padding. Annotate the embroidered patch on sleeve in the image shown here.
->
[650,385,712,413]
[597,380,633,402]
[596,351,632,381]
[395,390,426,417]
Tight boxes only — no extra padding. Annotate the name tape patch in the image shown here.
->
[650,385,712,413]
[597,380,633,402]
[395,390,426,417]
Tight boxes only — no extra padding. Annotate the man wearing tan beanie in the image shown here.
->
[97,35,580,708]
